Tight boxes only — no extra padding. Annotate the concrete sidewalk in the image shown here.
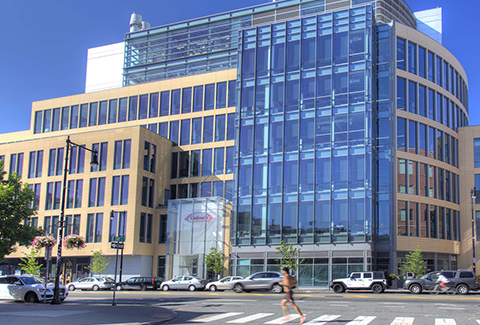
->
[0,301,177,325]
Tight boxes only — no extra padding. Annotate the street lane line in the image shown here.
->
[345,316,377,325]
[304,314,341,324]
[227,313,274,323]
[435,319,457,325]
[391,317,414,325]
[265,314,301,324]
[190,312,243,322]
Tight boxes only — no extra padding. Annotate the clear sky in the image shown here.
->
[0,0,478,133]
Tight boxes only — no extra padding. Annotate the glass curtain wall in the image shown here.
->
[233,6,374,246]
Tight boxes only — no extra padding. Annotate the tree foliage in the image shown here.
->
[275,240,304,276]
[205,247,227,276]
[400,246,428,277]
[0,160,42,262]
[87,250,110,276]
[19,249,43,276]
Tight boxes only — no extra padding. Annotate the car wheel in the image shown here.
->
[209,285,217,292]
[409,283,422,294]
[456,284,469,295]
[271,283,283,293]
[92,285,99,291]
[188,285,196,292]
[140,285,147,291]
[25,292,38,303]
[162,285,170,291]
[68,284,75,291]
[332,283,345,293]
[371,283,384,293]
[233,284,244,293]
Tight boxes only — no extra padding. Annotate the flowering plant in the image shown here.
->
[32,236,56,250]
[64,234,86,250]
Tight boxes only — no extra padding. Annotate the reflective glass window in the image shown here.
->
[118,98,127,122]
[98,101,107,125]
[108,100,117,124]
[201,182,212,197]
[437,93,443,124]
[202,149,212,176]
[149,93,159,118]
[216,82,227,109]
[397,38,406,70]
[408,42,417,74]
[138,94,148,120]
[428,89,435,120]
[272,41,285,75]
[333,32,348,64]
[226,147,234,174]
[228,80,236,107]
[242,48,255,79]
[215,115,226,142]
[190,150,200,177]
[436,56,442,86]
[203,116,214,143]
[128,97,137,121]
[61,106,69,130]
[317,34,332,67]
[160,91,170,116]
[205,84,215,110]
[182,88,192,114]
[408,121,417,154]
[408,161,417,194]
[214,148,224,175]
[70,105,79,129]
[397,77,406,110]
[419,47,426,78]
[159,122,168,138]
[52,108,60,131]
[34,111,42,134]
[419,85,426,117]
[474,139,480,168]
[286,39,300,72]
[408,81,417,114]
[419,123,427,156]
[170,120,179,145]
[191,118,202,144]
[397,118,406,150]
[398,201,407,236]
[171,89,180,115]
[428,51,435,82]
[193,86,203,112]
[302,37,316,70]
[180,120,190,146]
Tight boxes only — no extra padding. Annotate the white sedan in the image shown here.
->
[206,276,243,291]
[0,275,68,303]
[68,277,115,291]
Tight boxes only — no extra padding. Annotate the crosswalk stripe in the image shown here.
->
[435,320,457,325]
[391,317,415,325]
[227,313,274,323]
[190,312,243,322]
[304,315,341,324]
[264,314,301,324]
[345,316,377,325]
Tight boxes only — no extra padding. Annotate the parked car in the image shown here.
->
[0,275,68,303]
[68,277,114,291]
[329,272,389,293]
[161,276,205,291]
[404,270,478,295]
[115,276,162,291]
[205,276,243,291]
[230,272,284,293]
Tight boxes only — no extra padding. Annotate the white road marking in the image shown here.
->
[345,316,377,325]
[391,317,415,325]
[435,319,457,325]
[438,307,465,310]
[190,312,243,322]
[379,302,406,305]
[227,313,274,323]
[264,314,301,324]
[304,314,341,324]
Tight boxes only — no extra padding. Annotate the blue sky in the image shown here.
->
[0,0,478,133]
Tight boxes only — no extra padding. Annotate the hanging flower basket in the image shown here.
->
[32,236,56,250]
[64,234,86,250]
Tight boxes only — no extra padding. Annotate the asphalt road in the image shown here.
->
[66,290,480,324]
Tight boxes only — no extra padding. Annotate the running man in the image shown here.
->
[280,267,306,324]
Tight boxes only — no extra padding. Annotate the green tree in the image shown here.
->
[400,246,428,277]
[275,240,304,277]
[19,249,43,275]
[205,247,227,277]
[0,160,42,262]
[87,250,110,276]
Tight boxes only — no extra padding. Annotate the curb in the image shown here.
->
[144,310,178,325]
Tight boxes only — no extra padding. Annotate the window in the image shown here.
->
[28,150,43,178]
[202,149,212,176]
[179,152,189,178]
[140,213,146,243]
[88,102,98,126]
[171,89,180,115]
[160,91,170,116]
[120,175,129,205]
[34,111,42,134]
[139,213,153,243]
[65,215,80,235]
[397,38,406,70]
[149,92,159,118]
[397,77,406,110]
[213,181,224,197]
[203,116,214,143]
[193,86,203,112]
[191,118,202,144]
[216,82,227,109]
[419,47,426,78]
[138,94,148,120]
[182,88,192,114]
[408,81,417,114]
[215,115,226,141]
[201,182,211,197]
[170,120,179,145]
[118,97,128,122]
[214,148,224,175]
[61,106,70,130]
[205,84,215,110]
[397,118,406,150]
[43,109,52,132]
[90,143,99,172]
[99,142,108,171]
[70,105,79,129]
[419,85,426,117]
[128,96,138,121]
[226,147,234,174]
[98,101,107,125]
[408,42,417,74]
[45,182,53,210]
[474,139,480,168]
[52,108,60,131]
[190,150,200,177]
[142,177,148,207]
[75,179,83,208]
[108,99,118,124]
[159,215,167,243]
[228,80,236,107]
[408,121,417,154]
[88,177,105,207]
[123,140,131,169]
[109,211,126,242]
[227,113,235,141]
[180,119,190,145]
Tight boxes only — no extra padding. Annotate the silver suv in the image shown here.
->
[330,272,388,293]
[230,272,283,293]
[404,270,478,295]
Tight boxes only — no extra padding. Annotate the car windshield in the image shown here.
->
[105,277,115,282]
[20,277,42,285]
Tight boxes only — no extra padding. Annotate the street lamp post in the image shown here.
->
[472,187,477,276]
[52,136,98,305]
[110,210,126,307]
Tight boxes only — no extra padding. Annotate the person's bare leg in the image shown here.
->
[289,301,303,316]
[281,299,289,316]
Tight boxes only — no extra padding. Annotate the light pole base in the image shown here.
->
[51,298,62,305]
